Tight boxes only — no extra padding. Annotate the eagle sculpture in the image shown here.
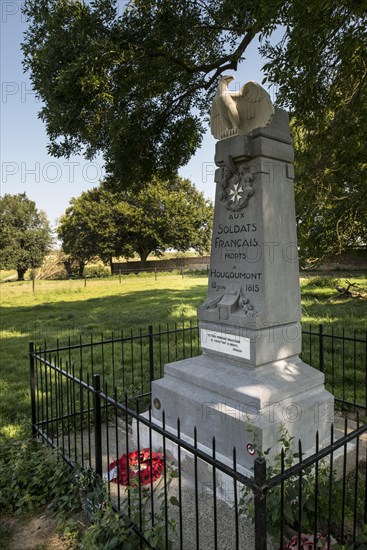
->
[211,76,275,140]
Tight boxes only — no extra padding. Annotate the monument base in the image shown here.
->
[132,410,356,508]
[150,354,334,471]
[133,412,252,503]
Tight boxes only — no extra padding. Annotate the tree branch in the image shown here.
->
[137,26,254,77]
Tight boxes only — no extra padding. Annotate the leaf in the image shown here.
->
[170,495,179,507]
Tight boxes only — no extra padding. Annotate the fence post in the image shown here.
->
[119,269,121,284]
[254,457,267,550]
[93,374,103,477]
[148,325,154,389]
[319,324,324,373]
[29,341,37,437]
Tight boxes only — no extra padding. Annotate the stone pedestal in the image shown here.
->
[149,108,334,471]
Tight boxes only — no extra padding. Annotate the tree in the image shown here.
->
[22,0,283,186]
[260,1,367,263]
[57,177,213,269]
[23,0,366,260]
[114,177,213,264]
[0,193,53,280]
[57,187,132,276]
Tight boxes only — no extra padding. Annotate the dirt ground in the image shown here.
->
[0,511,87,550]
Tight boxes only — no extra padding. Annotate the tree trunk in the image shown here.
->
[78,261,85,277]
[138,250,150,267]
[109,257,114,273]
[64,260,73,278]
[17,268,27,281]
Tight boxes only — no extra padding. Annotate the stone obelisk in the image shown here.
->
[150,78,334,471]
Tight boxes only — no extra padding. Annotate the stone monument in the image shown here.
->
[148,77,334,472]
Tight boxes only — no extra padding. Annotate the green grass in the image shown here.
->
[300,274,367,331]
[0,273,206,430]
[0,272,366,431]
[0,269,17,281]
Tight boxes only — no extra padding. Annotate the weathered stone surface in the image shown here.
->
[151,354,334,470]
[149,100,334,470]
[199,108,301,354]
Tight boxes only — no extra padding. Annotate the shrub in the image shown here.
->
[0,421,80,516]
[84,265,111,278]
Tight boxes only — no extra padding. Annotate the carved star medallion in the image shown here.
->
[229,183,244,203]
[220,164,254,211]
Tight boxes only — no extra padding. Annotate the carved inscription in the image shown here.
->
[211,212,261,295]
[199,159,264,323]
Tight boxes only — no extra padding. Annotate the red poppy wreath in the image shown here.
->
[107,448,164,486]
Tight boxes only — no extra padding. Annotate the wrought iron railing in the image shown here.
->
[30,324,367,549]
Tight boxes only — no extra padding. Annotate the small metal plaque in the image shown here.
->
[200,328,250,359]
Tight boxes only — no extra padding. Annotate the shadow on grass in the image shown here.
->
[0,285,207,425]
[1,281,366,426]
[0,285,207,339]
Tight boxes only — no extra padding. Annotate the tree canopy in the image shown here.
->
[57,186,129,275]
[22,0,283,185]
[260,1,367,263]
[57,177,213,270]
[0,193,53,280]
[23,0,366,261]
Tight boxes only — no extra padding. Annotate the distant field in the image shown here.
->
[0,270,17,281]
[0,272,366,429]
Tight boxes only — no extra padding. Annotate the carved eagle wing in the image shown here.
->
[234,81,274,133]
[210,78,274,140]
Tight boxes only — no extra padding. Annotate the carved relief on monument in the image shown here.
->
[199,284,257,320]
[219,161,254,211]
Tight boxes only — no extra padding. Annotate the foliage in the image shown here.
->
[0,519,13,548]
[81,502,137,549]
[22,0,284,187]
[22,0,366,262]
[80,461,179,549]
[260,1,367,263]
[57,186,128,275]
[0,193,53,280]
[0,420,80,516]
[333,524,367,550]
[0,417,179,548]
[56,518,82,549]
[240,425,366,547]
[58,177,213,265]
[84,264,111,278]
[126,461,179,550]
[111,176,213,263]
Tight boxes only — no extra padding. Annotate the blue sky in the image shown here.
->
[1,1,278,227]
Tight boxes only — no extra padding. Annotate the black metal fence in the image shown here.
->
[30,324,367,549]
[31,323,367,412]
[302,325,367,413]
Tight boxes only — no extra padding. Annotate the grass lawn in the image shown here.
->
[0,271,366,432]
